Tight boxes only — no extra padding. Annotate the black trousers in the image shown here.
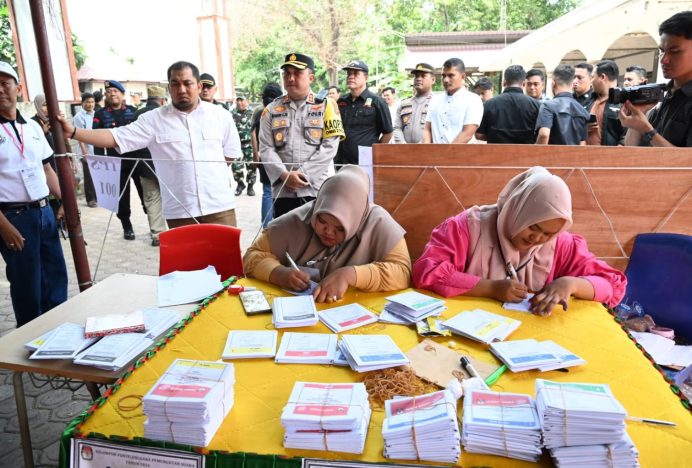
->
[117,159,146,230]
[273,197,316,219]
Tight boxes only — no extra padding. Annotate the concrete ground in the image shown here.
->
[0,176,263,467]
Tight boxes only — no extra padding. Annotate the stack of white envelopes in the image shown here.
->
[338,334,409,372]
[535,379,639,467]
[462,390,543,462]
[382,390,461,463]
[273,295,319,328]
[490,339,586,372]
[275,332,338,364]
[382,291,446,324]
[143,359,235,447]
[442,309,520,344]
[281,382,371,454]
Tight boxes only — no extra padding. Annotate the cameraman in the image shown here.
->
[620,11,692,147]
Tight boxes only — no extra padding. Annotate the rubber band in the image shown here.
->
[116,394,143,412]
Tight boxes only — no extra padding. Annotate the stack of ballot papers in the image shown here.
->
[74,308,180,371]
[222,330,278,359]
[461,390,543,462]
[631,331,692,368]
[338,334,409,372]
[84,310,145,338]
[280,382,371,454]
[318,303,378,333]
[29,323,99,360]
[490,339,585,372]
[157,265,224,307]
[275,332,338,364]
[382,291,446,324]
[382,390,461,463]
[442,309,521,344]
[272,295,319,328]
[535,379,632,450]
[548,432,640,467]
[143,359,235,447]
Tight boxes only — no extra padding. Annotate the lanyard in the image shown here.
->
[1,122,25,158]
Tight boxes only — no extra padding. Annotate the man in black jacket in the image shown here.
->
[587,60,626,146]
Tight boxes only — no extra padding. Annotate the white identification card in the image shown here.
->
[20,166,46,200]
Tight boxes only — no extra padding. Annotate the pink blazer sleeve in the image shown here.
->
[549,232,627,308]
[412,211,483,297]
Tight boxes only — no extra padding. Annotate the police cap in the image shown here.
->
[342,60,369,74]
[411,63,435,75]
[281,53,315,71]
[200,73,216,87]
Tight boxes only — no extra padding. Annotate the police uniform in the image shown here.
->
[232,105,256,193]
[259,53,344,218]
[394,94,433,144]
[92,80,144,240]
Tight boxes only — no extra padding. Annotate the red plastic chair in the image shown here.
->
[159,224,244,281]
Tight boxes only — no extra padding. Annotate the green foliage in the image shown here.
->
[232,0,581,98]
[72,33,87,69]
[0,0,16,67]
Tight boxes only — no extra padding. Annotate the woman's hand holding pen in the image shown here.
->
[270,266,311,292]
[491,279,529,303]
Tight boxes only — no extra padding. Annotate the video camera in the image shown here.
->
[608,83,667,105]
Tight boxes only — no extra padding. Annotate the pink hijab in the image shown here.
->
[466,167,573,290]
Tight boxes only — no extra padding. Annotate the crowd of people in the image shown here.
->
[0,11,689,328]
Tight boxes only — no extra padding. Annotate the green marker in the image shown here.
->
[484,364,508,386]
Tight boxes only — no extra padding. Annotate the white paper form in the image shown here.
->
[30,322,99,360]
[386,291,444,313]
[490,339,561,371]
[340,335,409,370]
[503,293,535,312]
[276,332,338,364]
[272,295,318,328]
[442,309,520,344]
[319,303,378,333]
[222,330,277,359]
[631,331,692,368]
[157,265,224,307]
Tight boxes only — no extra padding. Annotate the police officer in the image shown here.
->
[393,63,436,144]
[232,96,256,196]
[259,53,344,218]
[93,79,148,240]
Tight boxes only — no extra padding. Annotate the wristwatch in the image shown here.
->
[643,128,658,141]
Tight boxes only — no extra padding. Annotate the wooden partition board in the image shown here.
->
[372,144,692,270]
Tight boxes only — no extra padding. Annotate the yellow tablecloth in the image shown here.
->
[73,279,691,467]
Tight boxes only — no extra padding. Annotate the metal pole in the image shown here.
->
[28,0,93,291]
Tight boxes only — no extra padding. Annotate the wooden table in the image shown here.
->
[0,273,193,468]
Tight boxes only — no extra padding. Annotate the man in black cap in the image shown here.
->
[259,53,344,218]
[92,79,148,240]
[335,60,393,167]
[393,63,436,144]
[200,73,228,109]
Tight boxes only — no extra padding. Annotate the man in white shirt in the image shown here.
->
[72,92,97,207]
[59,61,242,227]
[0,61,68,327]
[423,58,483,144]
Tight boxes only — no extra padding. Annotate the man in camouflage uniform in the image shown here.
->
[232,96,256,195]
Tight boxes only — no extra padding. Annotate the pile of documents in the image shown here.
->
[275,332,338,364]
[272,295,319,328]
[318,303,378,333]
[280,382,371,454]
[338,334,409,372]
[222,330,278,359]
[442,309,521,344]
[535,379,639,466]
[74,308,180,371]
[84,310,146,338]
[381,291,446,324]
[631,331,692,368]
[29,323,99,360]
[143,359,235,447]
[490,339,585,372]
[157,265,224,307]
[462,390,543,462]
[382,390,461,463]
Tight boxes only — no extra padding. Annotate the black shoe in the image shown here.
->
[151,238,160,247]
[235,181,246,196]
[124,228,135,240]
[247,185,255,196]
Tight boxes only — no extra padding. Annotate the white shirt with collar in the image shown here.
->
[72,108,95,157]
[426,87,483,143]
[111,100,241,220]
[0,114,52,203]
